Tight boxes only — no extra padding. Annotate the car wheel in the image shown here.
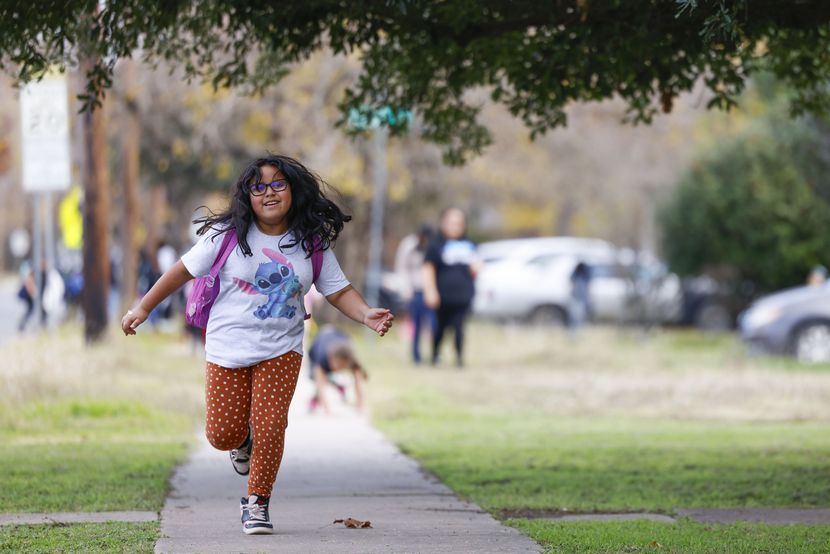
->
[528,305,567,327]
[794,323,830,364]
[694,302,732,332]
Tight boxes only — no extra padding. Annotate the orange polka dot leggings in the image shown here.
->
[204,350,302,497]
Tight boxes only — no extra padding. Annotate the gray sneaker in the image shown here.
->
[230,428,252,476]
[240,494,273,535]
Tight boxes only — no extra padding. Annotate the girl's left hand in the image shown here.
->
[363,308,394,336]
[121,307,149,336]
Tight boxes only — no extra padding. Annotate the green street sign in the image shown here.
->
[347,105,412,132]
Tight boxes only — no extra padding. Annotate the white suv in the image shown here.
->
[473,237,683,326]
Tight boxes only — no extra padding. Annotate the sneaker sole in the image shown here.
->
[231,433,253,476]
[243,524,273,535]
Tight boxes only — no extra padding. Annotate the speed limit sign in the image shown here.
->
[20,72,71,192]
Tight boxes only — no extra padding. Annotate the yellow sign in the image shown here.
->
[59,185,83,249]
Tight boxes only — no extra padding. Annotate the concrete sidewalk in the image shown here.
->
[155,394,540,553]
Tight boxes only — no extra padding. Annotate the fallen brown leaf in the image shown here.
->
[334,517,372,529]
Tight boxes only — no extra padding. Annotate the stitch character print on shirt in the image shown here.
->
[233,248,306,320]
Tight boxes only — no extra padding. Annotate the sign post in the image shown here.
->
[20,71,72,330]
[347,106,412,309]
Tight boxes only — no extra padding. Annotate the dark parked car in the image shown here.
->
[738,283,830,363]
[680,276,757,331]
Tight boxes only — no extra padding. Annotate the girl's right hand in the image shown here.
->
[121,307,149,336]
[363,308,394,337]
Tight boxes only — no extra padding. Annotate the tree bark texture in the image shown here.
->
[81,57,111,343]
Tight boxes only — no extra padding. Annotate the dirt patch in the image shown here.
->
[677,508,830,525]
[499,507,830,525]
[498,508,674,522]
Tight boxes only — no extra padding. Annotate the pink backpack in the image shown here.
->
[185,229,323,329]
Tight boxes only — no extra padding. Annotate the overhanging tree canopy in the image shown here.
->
[3,1,830,163]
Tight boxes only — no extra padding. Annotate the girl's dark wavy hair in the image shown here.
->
[193,154,351,257]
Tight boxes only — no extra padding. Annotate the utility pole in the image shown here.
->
[80,56,111,342]
[365,125,388,308]
[346,106,411,309]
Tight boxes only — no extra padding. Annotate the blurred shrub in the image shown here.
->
[658,113,830,292]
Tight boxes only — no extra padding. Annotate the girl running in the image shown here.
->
[121,154,393,535]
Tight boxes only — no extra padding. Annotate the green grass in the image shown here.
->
[381,410,830,513]
[0,325,205,548]
[509,519,830,554]
[358,322,830,552]
[0,522,159,553]
[0,398,193,512]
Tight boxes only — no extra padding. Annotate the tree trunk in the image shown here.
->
[81,58,111,343]
[554,196,576,237]
[120,59,140,314]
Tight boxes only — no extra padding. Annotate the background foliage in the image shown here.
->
[658,79,830,291]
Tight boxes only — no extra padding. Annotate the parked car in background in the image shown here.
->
[474,238,614,325]
[588,255,684,326]
[472,237,684,326]
[680,276,757,331]
[477,237,615,266]
[739,283,830,363]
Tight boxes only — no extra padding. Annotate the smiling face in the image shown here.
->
[249,164,292,233]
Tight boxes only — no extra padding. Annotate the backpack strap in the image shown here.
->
[311,236,323,284]
[209,228,237,282]
[304,235,324,321]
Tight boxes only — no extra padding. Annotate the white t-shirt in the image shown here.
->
[181,224,350,368]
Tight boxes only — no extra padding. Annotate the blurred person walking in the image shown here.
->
[394,224,436,364]
[121,155,393,536]
[424,208,479,368]
[807,265,827,287]
[136,246,161,326]
[569,261,592,330]
[16,259,46,332]
[135,239,181,329]
[307,325,368,415]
